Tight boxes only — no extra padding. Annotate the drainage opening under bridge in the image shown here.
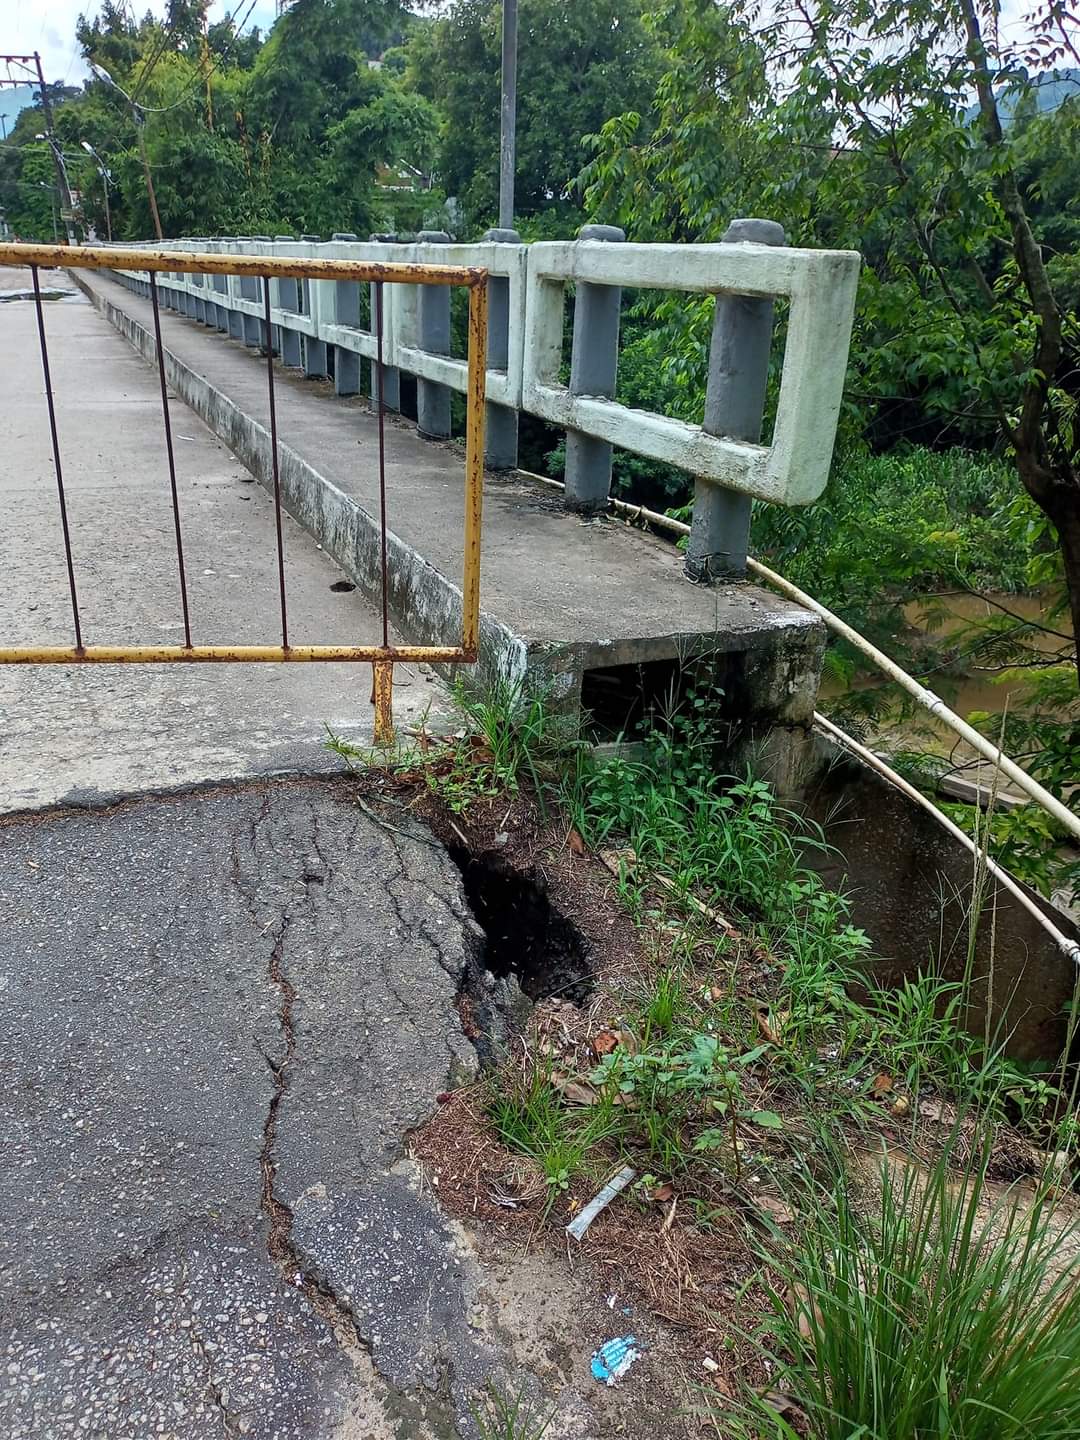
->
[451,846,593,1062]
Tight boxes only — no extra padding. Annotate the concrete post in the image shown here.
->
[480,226,520,470]
[234,238,261,349]
[224,238,244,341]
[685,217,787,582]
[331,232,361,396]
[212,243,229,331]
[299,234,328,378]
[416,229,451,440]
[563,224,625,513]
[274,236,302,367]
[369,233,400,412]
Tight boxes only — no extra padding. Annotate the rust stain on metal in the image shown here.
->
[0,645,471,665]
[462,277,488,658]
[0,241,486,289]
[372,658,395,746]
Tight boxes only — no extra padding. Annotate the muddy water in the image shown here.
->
[820,590,1074,758]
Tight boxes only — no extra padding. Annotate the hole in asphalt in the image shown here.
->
[450,845,592,1004]
[329,580,356,593]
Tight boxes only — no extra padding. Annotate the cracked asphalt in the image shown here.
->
[0,779,497,1438]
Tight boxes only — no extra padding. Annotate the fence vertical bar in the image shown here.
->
[685,218,786,581]
[262,277,289,649]
[30,263,83,652]
[374,281,390,651]
[462,277,489,657]
[149,272,193,648]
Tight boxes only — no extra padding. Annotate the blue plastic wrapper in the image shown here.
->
[591,1335,642,1386]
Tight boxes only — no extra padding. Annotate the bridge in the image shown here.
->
[1,228,1076,1440]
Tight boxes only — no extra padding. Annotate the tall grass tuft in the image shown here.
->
[740,1132,1080,1440]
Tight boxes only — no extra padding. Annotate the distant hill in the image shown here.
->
[965,67,1080,126]
[0,85,36,138]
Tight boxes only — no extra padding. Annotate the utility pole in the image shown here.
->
[82,140,113,241]
[90,62,163,241]
[0,52,78,243]
[498,0,518,230]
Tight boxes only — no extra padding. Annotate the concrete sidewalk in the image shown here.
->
[77,267,824,727]
[0,269,443,813]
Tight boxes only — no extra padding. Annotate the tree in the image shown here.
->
[407,0,663,230]
[583,0,1080,678]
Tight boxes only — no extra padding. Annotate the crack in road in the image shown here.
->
[224,796,374,1369]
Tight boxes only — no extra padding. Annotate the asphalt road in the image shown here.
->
[0,779,495,1439]
[0,268,443,814]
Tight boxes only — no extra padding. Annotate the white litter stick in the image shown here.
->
[566,1165,636,1241]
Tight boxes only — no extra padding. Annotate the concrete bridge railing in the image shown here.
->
[109,223,860,582]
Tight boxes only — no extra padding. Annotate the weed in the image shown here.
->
[444,675,577,812]
[469,1383,553,1440]
[487,1068,616,1209]
[735,1131,1080,1440]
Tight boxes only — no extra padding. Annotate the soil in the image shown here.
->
[344,765,1067,1437]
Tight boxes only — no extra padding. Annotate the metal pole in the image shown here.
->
[498,0,518,230]
[32,53,77,245]
[135,119,163,241]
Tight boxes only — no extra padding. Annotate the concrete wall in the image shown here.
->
[786,734,1079,1064]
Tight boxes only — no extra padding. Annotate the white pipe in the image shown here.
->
[813,710,1080,967]
[517,474,1080,844]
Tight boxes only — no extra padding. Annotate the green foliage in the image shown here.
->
[753,446,1031,648]
[1,0,442,242]
[469,1384,553,1440]
[739,1136,1080,1440]
[487,1065,616,1204]
[407,0,663,232]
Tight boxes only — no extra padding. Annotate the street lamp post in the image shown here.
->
[33,132,78,245]
[89,62,163,241]
[81,140,113,242]
[498,0,518,230]
[37,181,59,243]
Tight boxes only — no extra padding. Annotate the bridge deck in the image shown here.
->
[0,267,442,812]
[75,265,823,726]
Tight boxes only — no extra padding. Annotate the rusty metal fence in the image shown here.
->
[0,242,489,744]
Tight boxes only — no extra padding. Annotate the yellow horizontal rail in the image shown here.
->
[0,241,487,289]
[0,644,472,665]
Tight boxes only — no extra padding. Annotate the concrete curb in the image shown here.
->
[72,270,528,692]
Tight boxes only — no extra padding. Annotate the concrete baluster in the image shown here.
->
[685,218,787,582]
[234,238,261,348]
[480,226,520,470]
[369,233,400,412]
[299,234,328,377]
[415,230,451,440]
[330,232,361,397]
[274,236,302,367]
[563,224,625,513]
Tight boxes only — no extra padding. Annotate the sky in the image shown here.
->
[0,0,278,90]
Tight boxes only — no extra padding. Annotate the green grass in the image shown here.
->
[487,1066,618,1208]
[735,1130,1080,1440]
[469,1383,553,1440]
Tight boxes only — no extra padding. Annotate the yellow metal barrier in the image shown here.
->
[0,242,489,744]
